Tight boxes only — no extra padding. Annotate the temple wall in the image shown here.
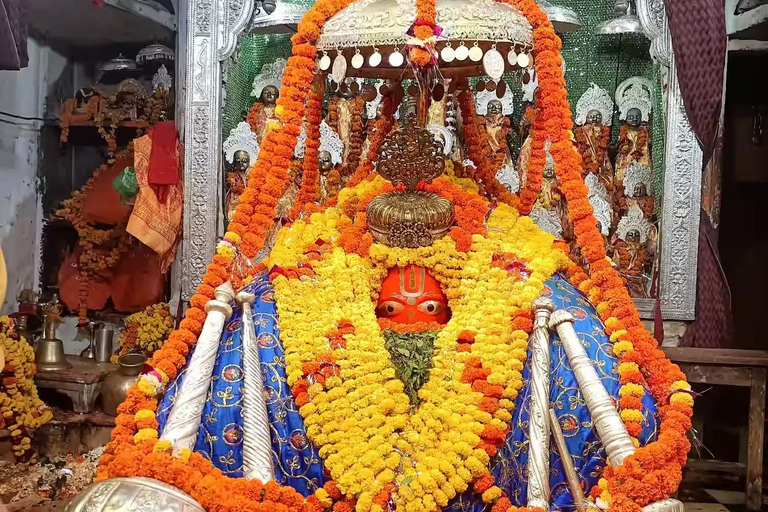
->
[0,39,68,314]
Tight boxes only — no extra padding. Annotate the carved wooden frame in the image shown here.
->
[636,0,702,320]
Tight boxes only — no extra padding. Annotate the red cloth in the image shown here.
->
[680,210,733,348]
[663,0,726,166]
[147,121,179,186]
[81,152,134,225]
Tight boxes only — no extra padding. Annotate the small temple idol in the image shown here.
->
[248,58,286,144]
[614,77,653,188]
[574,84,614,191]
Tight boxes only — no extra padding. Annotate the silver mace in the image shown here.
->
[527,297,556,510]
[235,290,275,482]
[548,310,684,512]
[161,282,234,451]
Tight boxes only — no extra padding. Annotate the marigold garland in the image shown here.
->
[289,77,326,219]
[112,303,175,362]
[266,184,569,512]
[575,124,610,179]
[0,317,52,463]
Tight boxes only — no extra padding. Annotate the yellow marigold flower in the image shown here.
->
[670,392,694,407]
[598,478,608,489]
[612,340,634,357]
[133,428,158,444]
[670,380,691,392]
[609,330,628,343]
[481,486,502,503]
[620,409,645,423]
[153,440,172,453]
[134,409,156,421]
[618,362,639,374]
[619,383,644,398]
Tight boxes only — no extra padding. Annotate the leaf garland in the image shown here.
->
[382,329,439,407]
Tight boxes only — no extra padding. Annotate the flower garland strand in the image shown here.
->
[0,317,52,463]
[409,0,439,66]
[290,76,326,220]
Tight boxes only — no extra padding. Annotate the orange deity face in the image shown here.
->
[376,265,450,324]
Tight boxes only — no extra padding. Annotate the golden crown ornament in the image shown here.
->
[366,114,454,248]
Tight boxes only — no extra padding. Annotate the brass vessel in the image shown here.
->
[102,353,146,416]
[35,295,69,372]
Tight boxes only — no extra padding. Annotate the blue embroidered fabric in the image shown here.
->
[158,271,658,512]
[448,273,658,512]
[156,274,324,495]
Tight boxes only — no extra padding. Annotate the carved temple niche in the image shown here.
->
[180,0,308,301]
[181,0,702,322]
[634,0,702,321]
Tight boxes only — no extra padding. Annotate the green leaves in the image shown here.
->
[383,329,440,407]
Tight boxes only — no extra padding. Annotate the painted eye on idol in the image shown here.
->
[377,301,404,317]
[417,301,445,316]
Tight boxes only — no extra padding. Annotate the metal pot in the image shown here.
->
[101,353,146,416]
[65,477,204,512]
[94,325,114,363]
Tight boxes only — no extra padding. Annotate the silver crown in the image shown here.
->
[294,120,345,165]
[251,58,287,99]
[575,83,613,126]
[495,161,520,193]
[223,121,260,165]
[584,173,611,235]
[616,204,651,243]
[623,161,652,198]
[152,65,173,93]
[475,87,514,116]
[616,76,653,122]
[319,120,344,165]
[427,124,455,156]
[530,205,563,238]
[366,79,385,119]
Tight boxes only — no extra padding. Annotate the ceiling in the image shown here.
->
[28,0,175,50]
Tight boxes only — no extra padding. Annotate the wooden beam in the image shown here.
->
[663,347,768,367]
[676,364,753,387]
[747,368,766,510]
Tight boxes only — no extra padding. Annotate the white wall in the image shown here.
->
[0,39,68,314]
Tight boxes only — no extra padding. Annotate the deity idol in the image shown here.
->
[476,89,519,193]
[223,120,260,222]
[248,59,286,144]
[614,77,653,187]
[619,162,655,220]
[88,4,691,512]
[611,205,653,298]
[574,84,614,190]
[327,77,367,176]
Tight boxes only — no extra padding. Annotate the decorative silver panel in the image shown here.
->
[636,0,702,321]
[181,0,255,300]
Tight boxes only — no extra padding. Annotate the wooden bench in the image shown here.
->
[663,347,768,510]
